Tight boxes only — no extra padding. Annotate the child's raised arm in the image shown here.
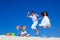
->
[27,11,30,18]
[37,17,42,20]
[49,18,51,22]
[35,14,39,17]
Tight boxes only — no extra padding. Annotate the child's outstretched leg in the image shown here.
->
[39,24,46,29]
[47,24,51,28]
[31,23,39,35]
[43,26,46,28]
[39,26,46,30]
[33,28,39,34]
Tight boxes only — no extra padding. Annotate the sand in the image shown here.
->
[0,35,60,40]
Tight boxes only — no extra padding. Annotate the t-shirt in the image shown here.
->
[41,16,50,25]
[43,16,50,22]
[21,31,27,35]
[29,15,38,22]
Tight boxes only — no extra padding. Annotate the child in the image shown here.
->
[27,11,39,34]
[39,11,51,28]
[21,26,30,37]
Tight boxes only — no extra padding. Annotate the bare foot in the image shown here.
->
[48,25,51,28]
[36,31,39,35]
[43,26,46,28]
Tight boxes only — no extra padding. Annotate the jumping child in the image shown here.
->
[39,11,51,28]
[27,11,39,34]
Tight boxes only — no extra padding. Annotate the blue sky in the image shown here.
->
[0,0,60,37]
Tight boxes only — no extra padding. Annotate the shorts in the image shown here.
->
[31,21,38,29]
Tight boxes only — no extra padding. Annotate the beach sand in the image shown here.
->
[0,35,60,40]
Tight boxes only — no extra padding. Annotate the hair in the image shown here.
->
[30,11,35,14]
[41,11,48,16]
